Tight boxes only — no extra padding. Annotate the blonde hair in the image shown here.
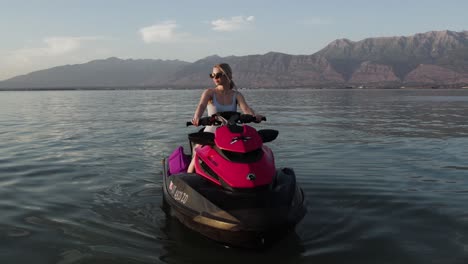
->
[214,63,236,90]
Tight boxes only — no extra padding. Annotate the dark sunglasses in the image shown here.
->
[209,72,224,79]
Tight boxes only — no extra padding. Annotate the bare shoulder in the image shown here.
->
[200,88,215,101]
[203,88,215,95]
[235,91,246,100]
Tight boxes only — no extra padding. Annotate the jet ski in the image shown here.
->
[161,112,306,248]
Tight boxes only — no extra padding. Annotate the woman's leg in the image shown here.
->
[187,144,199,173]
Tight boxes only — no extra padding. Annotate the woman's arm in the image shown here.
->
[192,89,213,126]
[237,92,264,121]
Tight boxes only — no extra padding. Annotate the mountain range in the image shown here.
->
[1,30,468,89]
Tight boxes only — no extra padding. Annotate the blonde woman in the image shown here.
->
[188,63,263,173]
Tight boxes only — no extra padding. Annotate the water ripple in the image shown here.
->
[1,89,468,263]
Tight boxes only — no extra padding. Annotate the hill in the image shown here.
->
[1,30,468,89]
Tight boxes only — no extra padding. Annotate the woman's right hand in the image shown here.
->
[191,116,199,126]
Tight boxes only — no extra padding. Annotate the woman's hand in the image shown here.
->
[191,116,200,126]
[254,114,264,123]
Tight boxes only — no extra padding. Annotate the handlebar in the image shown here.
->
[186,115,221,127]
[186,112,266,127]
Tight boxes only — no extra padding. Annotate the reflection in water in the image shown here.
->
[160,215,305,264]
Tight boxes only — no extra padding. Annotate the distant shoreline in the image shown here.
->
[2,85,468,91]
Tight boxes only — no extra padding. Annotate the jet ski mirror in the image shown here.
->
[258,129,278,143]
[188,132,215,146]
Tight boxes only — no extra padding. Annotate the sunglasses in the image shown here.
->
[209,72,224,79]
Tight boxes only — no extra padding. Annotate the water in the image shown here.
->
[1,89,467,264]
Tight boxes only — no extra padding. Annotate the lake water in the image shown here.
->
[1,89,467,264]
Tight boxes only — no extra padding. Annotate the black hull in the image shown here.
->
[161,158,307,248]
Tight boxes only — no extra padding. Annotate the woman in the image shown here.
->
[188,63,263,173]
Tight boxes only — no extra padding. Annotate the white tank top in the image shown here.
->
[205,91,237,132]
[207,91,237,115]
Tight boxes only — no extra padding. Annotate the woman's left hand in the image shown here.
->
[254,114,264,122]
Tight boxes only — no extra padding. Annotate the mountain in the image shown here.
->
[317,30,468,87]
[168,52,344,88]
[0,57,190,89]
[1,30,468,89]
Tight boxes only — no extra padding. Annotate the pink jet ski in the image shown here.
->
[162,112,306,248]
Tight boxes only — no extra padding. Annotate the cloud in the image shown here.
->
[139,21,189,43]
[43,37,83,55]
[9,36,98,59]
[1,36,102,79]
[211,16,255,32]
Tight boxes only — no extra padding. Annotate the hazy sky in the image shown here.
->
[1,0,466,80]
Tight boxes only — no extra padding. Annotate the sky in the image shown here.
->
[0,0,467,81]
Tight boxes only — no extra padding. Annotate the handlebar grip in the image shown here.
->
[252,115,266,123]
[187,116,216,127]
[199,116,213,126]
[239,114,254,123]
